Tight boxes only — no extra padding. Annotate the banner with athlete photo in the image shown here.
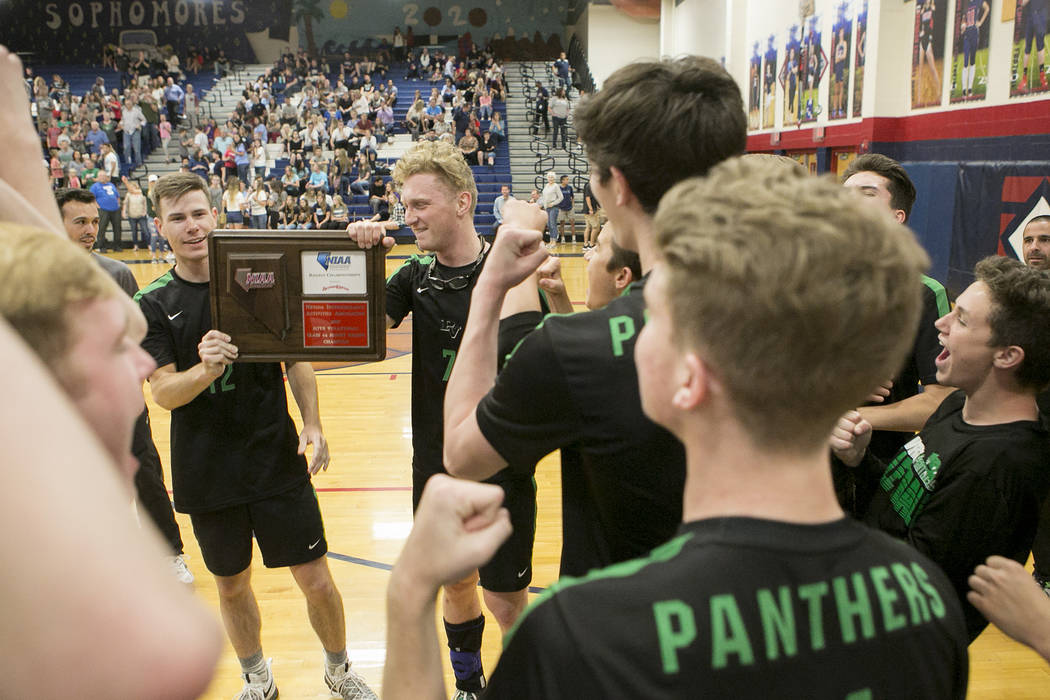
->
[853,0,868,116]
[1010,0,1049,96]
[762,35,778,129]
[950,0,992,103]
[912,0,948,108]
[828,4,853,120]
[780,26,802,127]
[748,42,762,130]
[797,15,828,123]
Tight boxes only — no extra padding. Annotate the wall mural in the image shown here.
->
[0,0,285,63]
[302,0,566,57]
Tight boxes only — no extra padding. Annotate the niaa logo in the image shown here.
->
[317,252,355,270]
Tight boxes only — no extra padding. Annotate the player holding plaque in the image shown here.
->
[348,141,537,700]
[136,173,377,700]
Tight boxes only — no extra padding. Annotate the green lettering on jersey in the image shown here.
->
[710,594,754,668]
[757,586,798,661]
[870,566,907,632]
[797,581,829,651]
[442,349,456,382]
[608,315,636,357]
[652,600,696,674]
[208,364,236,394]
[912,562,946,618]
[891,562,931,624]
[845,689,873,700]
[833,573,875,643]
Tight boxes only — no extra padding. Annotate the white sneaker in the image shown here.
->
[234,659,277,700]
[170,554,195,584]
[325,662,377,699]
[452,691,480,700]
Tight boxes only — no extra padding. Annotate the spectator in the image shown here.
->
[557,174,575,243]
[163,77,184,129]
[550,87,570,150]
[492,184,511,226]
[306,162,329,193]
[249,177,270,229]
[553,51,573,88]
[532,80,549,135]
[221,177,247,229]
[458,129,479,163]
[477,130,496,167]
[85,120,109,155]
[89,169,121,250]
[100,142,120,179]
[122,179,149,250]
[540,170,563,246]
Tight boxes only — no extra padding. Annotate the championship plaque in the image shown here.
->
[208,230,386,362]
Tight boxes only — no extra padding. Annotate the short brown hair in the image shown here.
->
[974,255,1050,390]
[151,173,211,217]
[842,153,917,222]
[574,56,746,213]
[654,157,929,451]
[392,140,478,215]
[0,224,118,367]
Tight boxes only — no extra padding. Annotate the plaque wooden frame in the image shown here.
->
[208,230,386,362]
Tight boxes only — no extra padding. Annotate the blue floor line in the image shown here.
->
[326,551,546,594]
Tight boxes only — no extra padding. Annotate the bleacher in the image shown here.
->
[35,63,222,178]
[36,58,510,239]
[299,62,512,239]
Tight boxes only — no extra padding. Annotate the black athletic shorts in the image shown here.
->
[412,464,536,592]
[189,481,327,576]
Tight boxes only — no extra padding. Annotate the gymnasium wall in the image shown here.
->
[0,0,568,65]
[570,3,660,88]
[0,0,287,63]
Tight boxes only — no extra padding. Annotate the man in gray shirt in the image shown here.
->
[492,184,511,228]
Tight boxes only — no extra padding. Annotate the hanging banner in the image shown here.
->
[853,0,868,117]
[1010,0,1050,96]
[912,0,948,108]
[828,3,852,120]
[762,35,778,129]
[950,0,992,103]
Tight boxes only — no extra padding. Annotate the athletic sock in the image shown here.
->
[324,648,349,676]
[445,615,486,692]
[239,650,268,679]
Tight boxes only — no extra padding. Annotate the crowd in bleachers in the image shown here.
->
[189,42,510,233]
[26,38,512,244]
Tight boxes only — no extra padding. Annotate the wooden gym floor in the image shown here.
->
[114,241,1049,699]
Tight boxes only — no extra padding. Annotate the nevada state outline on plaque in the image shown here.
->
[227,252,291,341]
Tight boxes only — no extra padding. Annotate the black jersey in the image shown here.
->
[860,390,1050,640]
[476,277,686,576]
[386,251,487,474]
[868,276,951,460]
[484,517,968,699]
[136,269,308,513]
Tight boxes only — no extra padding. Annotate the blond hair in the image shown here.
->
[653,156,929,451]
[152,172,211,217]
[0,224,118,367]
[392,140,478,215]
